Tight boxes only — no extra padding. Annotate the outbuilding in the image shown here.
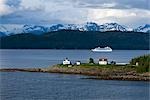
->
[76,61,81,66]
[99,58,108,65]
[63,58,71,65]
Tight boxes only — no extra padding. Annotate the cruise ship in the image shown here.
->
[91,46,112,52]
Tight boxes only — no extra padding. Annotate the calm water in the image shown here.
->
[0,72,149,100]
[0,49,149,68]
[0,50,149,100]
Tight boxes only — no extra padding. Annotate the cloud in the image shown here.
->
[87,8,150,27]
[1,0,88,24]
[87,8,150,19]
[102,3,117,8]
[0,0,150,28]
[6,0,21,7]
[76,0,150,9]
[0,0,14,16]
[19,0,45,11]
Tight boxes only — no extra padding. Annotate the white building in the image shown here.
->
[76,61,81,65]
[63,58,71,65]
[135,62,139,66]
[99,58,108,65]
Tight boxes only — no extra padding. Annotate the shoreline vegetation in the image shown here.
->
[0,55,150,81]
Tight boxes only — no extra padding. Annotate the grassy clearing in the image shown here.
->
[55,63,136,74]
[54,55,150,74]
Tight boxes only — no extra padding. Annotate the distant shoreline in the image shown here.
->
[0,49,149,50]
[0,64,149,81]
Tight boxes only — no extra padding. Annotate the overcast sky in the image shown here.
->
[0,0,150,28]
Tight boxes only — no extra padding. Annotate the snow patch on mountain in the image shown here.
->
[0,23,149,36]
[23,25,48,34]
[0,26,7,36]
[100,23,128,32]
[134,24,150,33]
[0,24,23,36]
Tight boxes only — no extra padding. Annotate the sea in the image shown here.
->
[0,49,149,100]
[0,49,149,68]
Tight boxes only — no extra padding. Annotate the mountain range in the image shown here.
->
[0,22,150,36]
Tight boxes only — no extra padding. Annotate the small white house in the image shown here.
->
[63,58,71,65]
[99,58,108,65]
[76,61,81,65]
[135,62,139,66]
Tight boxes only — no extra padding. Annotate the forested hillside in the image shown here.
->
[0,30,149,49]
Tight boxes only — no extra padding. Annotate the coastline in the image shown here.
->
[0,65,150,81]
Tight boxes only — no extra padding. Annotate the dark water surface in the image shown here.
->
[0,72,149,100]
[0,50,149,100]
[0,49,149,68]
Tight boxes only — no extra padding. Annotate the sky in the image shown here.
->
[0,0,150,28]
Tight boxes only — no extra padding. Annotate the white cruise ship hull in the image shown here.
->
[91,46,112,52]
[91,49,112,52]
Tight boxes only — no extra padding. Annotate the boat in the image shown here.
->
[91,46,112,52]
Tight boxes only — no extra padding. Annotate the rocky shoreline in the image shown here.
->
[0,65,150,81]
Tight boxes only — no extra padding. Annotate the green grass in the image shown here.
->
[130,54,150,73]
[56,63,135,72]
[55,56,149,74]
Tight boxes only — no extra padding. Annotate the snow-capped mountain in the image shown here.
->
[47,24,65,31]
[22,25,48,34]
[0,22,149,37]
[0,24,49,36]
[47,24,84,31]
[84,22,100,31]
[134,24,150,33]
[0,26,7,33]
[99,23,127,32]
[47,22,128,32]
[0,25,9,36]
[0,24,23,36]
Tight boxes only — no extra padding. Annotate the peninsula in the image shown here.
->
[0,55,149,81]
